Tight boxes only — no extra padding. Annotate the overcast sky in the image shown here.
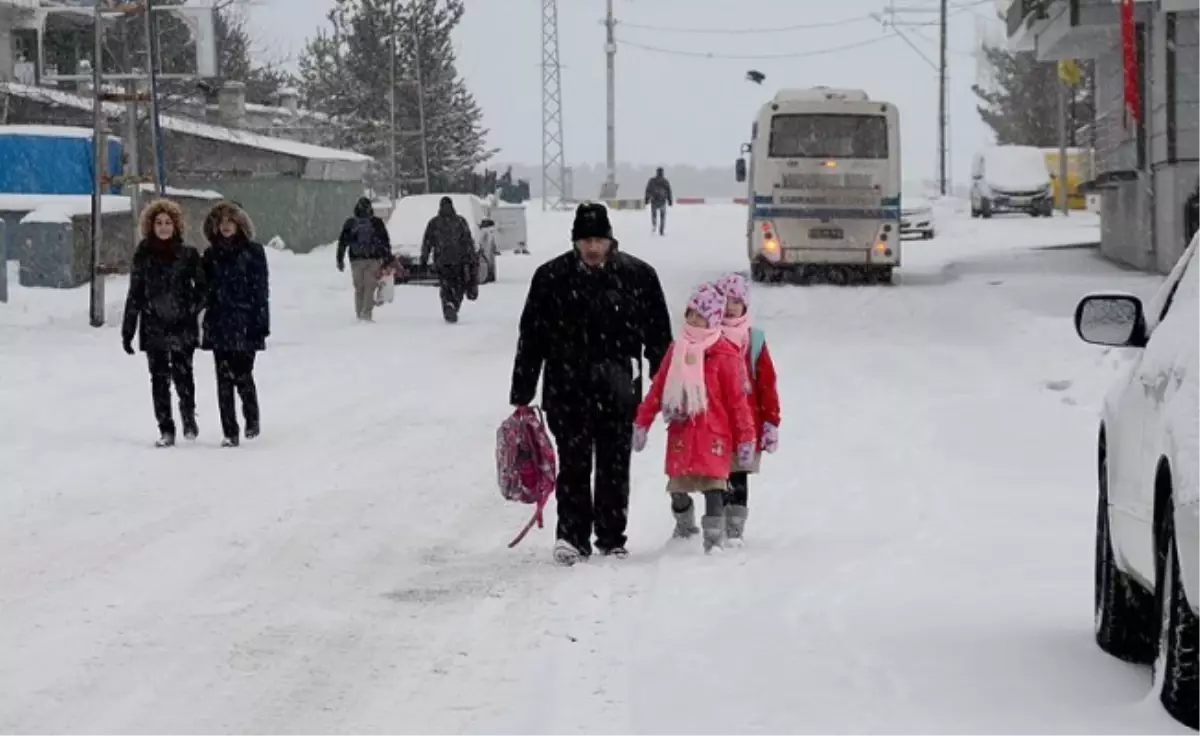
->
[241,0,1006,187]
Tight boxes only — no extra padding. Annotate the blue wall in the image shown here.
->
[0,132,123,195]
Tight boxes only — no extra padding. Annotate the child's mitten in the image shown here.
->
[736,441,755,468]
[762,423,779,454]
[632,425,648,452]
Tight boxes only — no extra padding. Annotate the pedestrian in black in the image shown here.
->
[122,199,205,447]
[644,166,673,236]
[336,197,392,321]
[510,202,673,565]
[200,201,270,448]
[418,196,478,323]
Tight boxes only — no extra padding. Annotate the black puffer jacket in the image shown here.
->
[337,197,392,265]
[200,202,270,353]
[510,245,672,418]
[121,237,205,352]
[420,197,476,268]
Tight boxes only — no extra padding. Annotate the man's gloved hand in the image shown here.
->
[123,338,135,356]
[761,423,779,454]
[736,441,755,468]
[632,425,648,452]
[337,260,345,272]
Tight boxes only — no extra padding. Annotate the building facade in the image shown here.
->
[1008,0,1199,273]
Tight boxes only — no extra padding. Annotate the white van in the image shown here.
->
[386,193,499,284]
[970,145,1054,218]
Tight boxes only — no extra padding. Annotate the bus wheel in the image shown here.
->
[750,262,769,283]
[872,266,894,285]
[827,266,850,286]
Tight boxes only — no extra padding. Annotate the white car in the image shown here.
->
[970,145,1054,218]
[385,193,498,285]
[899,193,935,239]
[1074,235,1198,729]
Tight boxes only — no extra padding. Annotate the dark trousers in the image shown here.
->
[547,409,633,554]
[726,471,750,507]
[650,203,666,234]
[146,349,196,435]
[438,263,474,321]
[214,351,259,439]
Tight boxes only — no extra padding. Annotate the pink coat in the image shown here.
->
[635,338,756,480]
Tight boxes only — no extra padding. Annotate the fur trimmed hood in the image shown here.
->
[203,200,256,243]
[139,198,186,240]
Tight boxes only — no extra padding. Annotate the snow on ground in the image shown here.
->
[0,203,1188,734]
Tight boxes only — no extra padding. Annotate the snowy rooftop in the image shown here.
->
[1,187,224,224]
[0,124,123,142]
[0,82,372,163]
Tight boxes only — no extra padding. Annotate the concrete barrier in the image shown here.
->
[675,197,707,205]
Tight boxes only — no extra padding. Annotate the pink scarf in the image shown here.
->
[662,324,723,417]
[721,313,751,353]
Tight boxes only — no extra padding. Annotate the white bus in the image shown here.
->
[734,87,902,284]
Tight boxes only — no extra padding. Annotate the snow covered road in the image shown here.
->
[0,202,1189,733]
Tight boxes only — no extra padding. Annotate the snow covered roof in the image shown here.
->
[0,124,123,142]
[0,194,131,224]
[0,82,372,164]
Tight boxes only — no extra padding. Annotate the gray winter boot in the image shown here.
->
[672,503,700,539]
[702,515,725,553]
[725,505,749,546]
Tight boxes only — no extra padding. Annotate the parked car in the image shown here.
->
[1074,235,1198,729]
[900,190,936,239]
[385,193,498,286]
[970,145,1054,218]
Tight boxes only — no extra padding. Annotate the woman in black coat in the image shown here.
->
[122,199,205,447]
[201,201,270,447]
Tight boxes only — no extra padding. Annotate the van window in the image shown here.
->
[768,114,888,159]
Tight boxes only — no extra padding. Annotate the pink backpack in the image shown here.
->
[496,406,558,547]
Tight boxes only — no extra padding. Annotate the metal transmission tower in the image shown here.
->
[541,0,568,210]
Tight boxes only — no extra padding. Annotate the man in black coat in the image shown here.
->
[644,166,673,236]
[336,197,392,322]
[419,196,478,324]
[510,202,673,565]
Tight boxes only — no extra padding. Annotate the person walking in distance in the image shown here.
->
[644,166,673,236]
[419,196,478,324]
[510,202,673,565]
[121,199,206,447]
[201,201,270,448]
[336,197,392,321]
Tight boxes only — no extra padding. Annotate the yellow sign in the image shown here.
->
[1058,59,1082,85]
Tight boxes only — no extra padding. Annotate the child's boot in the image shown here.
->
[702,515,725,553]
[725,505,749,546]
[672,502,700,539]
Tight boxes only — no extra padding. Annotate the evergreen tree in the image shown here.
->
[297,0,494,193]
[973,44,1094,148]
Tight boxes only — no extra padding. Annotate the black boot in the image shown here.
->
[182,414,198,441]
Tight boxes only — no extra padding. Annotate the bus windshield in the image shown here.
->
[768,114,888,159]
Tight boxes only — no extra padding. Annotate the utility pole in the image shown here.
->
[89,4,107,328]
[599,0,618,200]
[411,2,430,194]
[1057,73,1070,215]
[937,0,948,196]
[389,0,398,200]
[540,0,568,210]
[143,0,165,194]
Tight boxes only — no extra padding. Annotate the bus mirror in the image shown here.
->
[735,158,747,183]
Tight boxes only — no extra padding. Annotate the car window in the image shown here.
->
[1147,241,1195,324]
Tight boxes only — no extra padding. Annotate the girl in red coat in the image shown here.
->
[713,272,781,545]
[633,282,756,552]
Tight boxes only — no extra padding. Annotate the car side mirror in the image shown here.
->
[1074,293,1148,348]
[735,158,747,183]
[480,218,494,228]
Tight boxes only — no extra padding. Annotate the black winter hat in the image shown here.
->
[572,202,612,241]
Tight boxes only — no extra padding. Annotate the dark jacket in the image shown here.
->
[121,237,205,353]
[510,245,672,417]
[645,175,673,207]
[337,198,392,266]
[200,204,270,353]
[420,198,476,268]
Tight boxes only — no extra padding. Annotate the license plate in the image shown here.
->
[809,227,844,240]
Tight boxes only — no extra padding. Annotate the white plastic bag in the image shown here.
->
[375,271,395,305]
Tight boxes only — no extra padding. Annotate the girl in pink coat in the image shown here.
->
[633,282,756,552]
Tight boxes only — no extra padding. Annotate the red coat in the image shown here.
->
[635,338,756,480]
[745,337,781,450]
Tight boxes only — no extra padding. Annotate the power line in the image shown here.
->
[616,14,877,34]
[615,34,896,60]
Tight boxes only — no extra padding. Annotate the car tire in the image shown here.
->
[477,253,491,285]
[1095,440,1156,664]
[980,198,993,219]
[1153,496,1199,729]
[923,231,934,240]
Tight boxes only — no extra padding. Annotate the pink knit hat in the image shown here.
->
[714,272,749,305]
[686,282,727,328]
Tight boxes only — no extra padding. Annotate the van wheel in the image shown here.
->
[980,198,993,219]
[477,254,492,285]
[1095,441,1155,663]
[1153,494,1199,729]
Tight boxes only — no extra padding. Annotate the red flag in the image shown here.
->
[1121,0,1140,126]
